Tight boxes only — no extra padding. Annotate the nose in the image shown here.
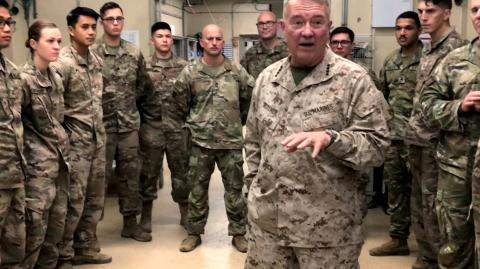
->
[3,23,11,33]
[301,22,314,37]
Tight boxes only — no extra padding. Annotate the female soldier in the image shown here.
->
[19,20,69,269]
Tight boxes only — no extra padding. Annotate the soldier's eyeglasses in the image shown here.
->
[0,18,15,32]
[330,40,352,47]
[102,16,125,24]
[256,21,276,28]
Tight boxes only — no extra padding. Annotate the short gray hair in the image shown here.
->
[283,0,330,18]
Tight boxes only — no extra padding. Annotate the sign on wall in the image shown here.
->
[121,30,140,47]
[372,0,413,27]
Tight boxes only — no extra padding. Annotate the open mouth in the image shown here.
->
[299,42,314,47]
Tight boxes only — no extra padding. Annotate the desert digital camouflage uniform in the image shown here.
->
[19,62,69,269]
[92,38,147,217]
[405,28,467,267]
[54,45,106,262]
[139,53,188,204]
[355,59,382,91]
[420,37,480,269]
[240,40,288,79]
[174,57,255,236]
[244,49,390,268]
[378,44,422,248]
[0,54,26,268]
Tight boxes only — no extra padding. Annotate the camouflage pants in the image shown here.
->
[185,145,246,235]
[139,124,189,203]
[384,141,412,239]
[245,221,361,269]
[436,168,474,269]
[59,138,105,261]
[409,145,441,266]
[0,187,25,269]
[22,160,68,269]
[105,131,141,216]
[472,141,480,269]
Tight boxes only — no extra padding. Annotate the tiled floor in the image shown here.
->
[83,166,417,269]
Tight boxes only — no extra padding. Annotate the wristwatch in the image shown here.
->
[325,129,338,147]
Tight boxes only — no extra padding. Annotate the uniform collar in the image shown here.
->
[272,48,335,93]
[427,27,454,53]
[150,53,177,68]
[67,45,95,66]
[255,39,287,54]
[195,56,232,77]
[97,37,128,56]
[468,37,480,67]
[23,61,54,88]
[394,42,423,67]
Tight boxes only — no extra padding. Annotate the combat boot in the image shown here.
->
[140,201,153,233]
[179,234,201,252]
[369,238,409,256]
[232,235,248,253]
[179,202,188,227]
[412,256,438,269]
[72,249,112,265]
[121,215,152,242]
[55,260,73,269]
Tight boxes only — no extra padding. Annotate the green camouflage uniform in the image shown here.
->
[244,49,390,268]
[93,38,147,217]
[139,54,188,203]
[406,29,467,268]
[240,40,289,79]
[175,57,255,236]
[378,44,421,243]
[472,138,480,269]
[54,45,106,261]
[0,54,26,268]
[19,62,69,269]
[420,37,480,269]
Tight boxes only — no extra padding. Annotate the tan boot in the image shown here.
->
[369,238,409,256]
[140,201,153,233]
[179,234,201,252]
[55,261,73,269]
[72,249,112,265]
[121,215,152,242]
[232,235,248,253]
[179,203,188,227]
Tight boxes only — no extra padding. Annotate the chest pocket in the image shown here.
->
[30,87,54,128]
[301,101,342,132]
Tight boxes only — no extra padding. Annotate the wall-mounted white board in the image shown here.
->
[372,0,413,27]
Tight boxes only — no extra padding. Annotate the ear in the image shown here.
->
[68,25,74,38]
[279,19,286,31]
[443,8,451,21]
[150,37,154,46]
[199,38,205,49]
[29,39,38,51]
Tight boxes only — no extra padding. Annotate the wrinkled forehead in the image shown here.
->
[202,26,223,39]
[258,12,276,22]
[283,0,330,18]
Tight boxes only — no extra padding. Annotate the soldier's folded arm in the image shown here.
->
[420,60,465,132]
